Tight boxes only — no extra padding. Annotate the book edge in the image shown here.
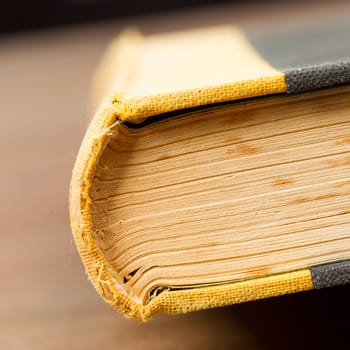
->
[69,100,315,321]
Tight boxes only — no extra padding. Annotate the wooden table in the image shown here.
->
[1,2,350,348]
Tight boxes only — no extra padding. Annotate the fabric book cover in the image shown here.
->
[70,19,350,321]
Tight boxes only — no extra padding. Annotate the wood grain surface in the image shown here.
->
[1,2,350,349]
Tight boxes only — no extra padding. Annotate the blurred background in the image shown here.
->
[1,0,350,349]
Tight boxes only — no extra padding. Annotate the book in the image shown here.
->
[70,22,350,321]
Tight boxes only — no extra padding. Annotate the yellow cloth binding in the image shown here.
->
[69,26,308,322]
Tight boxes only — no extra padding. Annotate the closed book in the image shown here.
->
[70,21,350,321]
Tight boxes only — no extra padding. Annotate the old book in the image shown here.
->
[70,22,350,321]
